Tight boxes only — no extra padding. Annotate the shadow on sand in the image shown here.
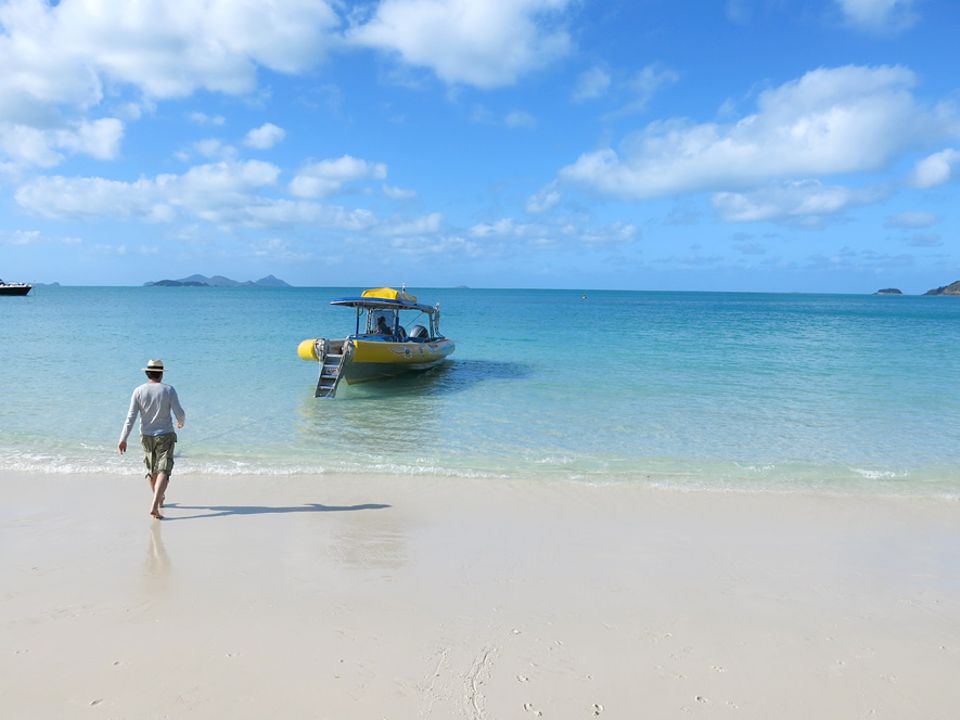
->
[163,502,391,520]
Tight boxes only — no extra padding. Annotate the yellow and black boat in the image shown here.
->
[297,287,455,397]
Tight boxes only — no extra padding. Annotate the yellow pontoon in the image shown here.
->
[297,287,455,397]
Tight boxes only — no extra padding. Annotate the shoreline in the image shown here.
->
[2,470,958,718]
[2,454,959,501]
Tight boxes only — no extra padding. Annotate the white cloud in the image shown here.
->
[526,184,561,213]
[377,212,443,236]
[188,112,225,126]
[910,148,960,188]
[505,110,537,129]
[561,65,956,199]
[836,0,918,33]
[193,138,238,160]
[0,229,41,245]
[572,66,611,102]
[712,180,878,223]
[290,155,387,198]
[349,0,572,88]
[885,211,938,229]
[383,184,416,199]
[389,234,483,257]
[0,0,341,118]
[244,122,286,149]
[12,160,391,234]
[580,221,637,245]
[611,63,679,117]
[0,118,123,167]
[15,160,279,223]
[469,217,637,246]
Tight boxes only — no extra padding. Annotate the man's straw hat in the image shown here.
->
[143,359,165,373]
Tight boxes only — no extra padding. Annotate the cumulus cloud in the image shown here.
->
[910,148,960,188]
[0,229,42,245]
[244,122,286,149]
[526,184,561,213]
[609,63,679,117]
[382,184,416,199]
[289,155,388,198]
[469,217,637,246]
[349,0,572,88]
[561,65,955,199]
[188,112,225,126]
[0,0,341,118]
[712,180,878,223]
[389,234,483,257]
[193,138,238,160]
[836,0,918,34]
[0,118,123,167]
[376,212,443,236]
[885,211,938,229]
[10,159,406,236]
[572,66,611,102]
[15,160,280,223]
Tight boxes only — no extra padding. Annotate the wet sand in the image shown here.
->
[1,470,958,718]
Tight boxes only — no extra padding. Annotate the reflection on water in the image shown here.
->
[295,359,535,459]
[143,521,171,589]
[343,359,534,399]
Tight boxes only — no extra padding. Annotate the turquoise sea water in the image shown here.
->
[1,287,959,497]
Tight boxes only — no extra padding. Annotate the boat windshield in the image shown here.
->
[356,307,440,339]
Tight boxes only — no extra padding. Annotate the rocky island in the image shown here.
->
[924,280,960,296]
[875,288,903,295]
[145,274,291,288]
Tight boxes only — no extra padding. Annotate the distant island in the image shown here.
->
[875,288,902,295]
[145,274,291,288]
[924,280,960,296]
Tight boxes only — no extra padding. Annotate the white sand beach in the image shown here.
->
[2,471,958,719]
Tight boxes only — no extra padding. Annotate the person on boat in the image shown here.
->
[117,359,186,520]
[375,314,393,337]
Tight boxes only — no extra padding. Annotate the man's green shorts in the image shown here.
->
[141,432,177,478]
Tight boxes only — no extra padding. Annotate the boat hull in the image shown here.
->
[0,285,31,296]
[343,338,455,384]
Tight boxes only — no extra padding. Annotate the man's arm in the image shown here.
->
[171,387,186,429]
[118,389,140,453]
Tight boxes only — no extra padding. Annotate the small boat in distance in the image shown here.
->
[0,279,32,296]
[297,287,455,398]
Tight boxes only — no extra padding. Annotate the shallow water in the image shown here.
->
[2,287,959,496]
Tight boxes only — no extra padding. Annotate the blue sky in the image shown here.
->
[0,0,957,292]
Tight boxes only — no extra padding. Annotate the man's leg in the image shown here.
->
[145,474,166,507]
[150,473,169,518]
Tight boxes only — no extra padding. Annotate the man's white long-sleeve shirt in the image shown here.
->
[119,382,185,442]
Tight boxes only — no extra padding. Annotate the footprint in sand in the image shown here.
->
[593,702,603,716]
[711,664,725,673]
[523,702,543,716]
[516,674,529,683]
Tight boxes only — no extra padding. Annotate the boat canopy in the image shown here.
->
[331,287,437,313]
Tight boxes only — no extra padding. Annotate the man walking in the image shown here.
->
[118,359,185,519]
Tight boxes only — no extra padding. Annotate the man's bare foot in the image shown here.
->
[150,510,164,520]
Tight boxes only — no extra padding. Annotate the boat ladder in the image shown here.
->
[315,348,346,398]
